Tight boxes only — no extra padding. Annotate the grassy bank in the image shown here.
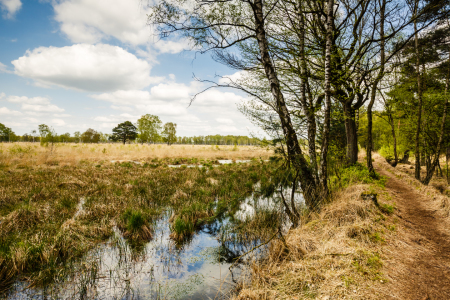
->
[234,162,397,299]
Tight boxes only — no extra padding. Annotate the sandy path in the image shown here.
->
[374,159,450,299]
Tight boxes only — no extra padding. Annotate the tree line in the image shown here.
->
[149,0,450,216]
[0,113,261,146]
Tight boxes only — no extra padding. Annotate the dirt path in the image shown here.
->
[374,160,450,299]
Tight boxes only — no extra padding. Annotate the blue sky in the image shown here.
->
[0,0,258,136]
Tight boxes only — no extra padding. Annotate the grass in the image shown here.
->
[0,143,280,292]
[0,142,272,169]
[233,164,396,300]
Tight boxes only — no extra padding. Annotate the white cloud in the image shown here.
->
[154,40,190,54]
[53,0,151,45]
[21,103,64,113]
[0,107,22,116]
[52,119,66,126]
[218,71,245,85]
[0,0,21,19]
[52,0,189,54]
[91,90,151,105]
[111,105,133,111]
[12,44,162,92]
[0,62,11,73]
[5,95,65,112]
[216,118,234,125]
[7,95,50,105]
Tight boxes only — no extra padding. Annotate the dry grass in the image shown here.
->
[0,142,272,168]
[374,153,450,218]
[233,182,396,299]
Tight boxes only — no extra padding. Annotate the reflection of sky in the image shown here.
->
[7,215,247,300]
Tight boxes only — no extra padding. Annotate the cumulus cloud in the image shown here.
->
[0,0,21,19]
[12,44,162,92]
[218,71,245,85]
[5,95,65,112]
[52,119,66,126]
[0,107,22,116]
[52,0,189,53]
[54,0,150,45]
[89,80,258,136]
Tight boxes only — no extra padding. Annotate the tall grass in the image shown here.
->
[0,142,272,168]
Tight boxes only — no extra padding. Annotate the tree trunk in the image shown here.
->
[422,52,449,185]
[414,1,423,181]
[252,0,319,208]
[298,2,319,185]
[319,0,334,194]
[344,103,359,164]
[389,113,398,166]
[367,0,385,173]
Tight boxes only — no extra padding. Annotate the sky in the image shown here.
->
[0,0,260,137]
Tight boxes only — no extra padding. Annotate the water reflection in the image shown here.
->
[7,215,260,300]
[7,183,302,300]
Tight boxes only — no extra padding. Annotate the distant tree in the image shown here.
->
[136,114,162,144]
[31,130,38,142]
[99,132,109,143]
[0,123,14,142]
[81,128,100,143]
[109,121,137,144]
[38,124,58,148]
[73,131,81,143]
[59,132,71,143]
[162,122,177,145]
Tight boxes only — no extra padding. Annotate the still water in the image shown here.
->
[6,186,304,300]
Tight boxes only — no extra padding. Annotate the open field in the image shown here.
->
[0,143,272,169]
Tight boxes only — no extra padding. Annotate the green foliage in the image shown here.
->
[0,123,15,142]
[80,128,100,143]
[109,121,137,144]
[38,124,58,146]
[162,122,177,145]
[332,163,386,190]
[136,114,162,144]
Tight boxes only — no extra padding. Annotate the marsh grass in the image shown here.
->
[0,143,271,169]
[0,149,281,293]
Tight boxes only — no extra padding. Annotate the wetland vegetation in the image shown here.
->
[0,143,294,298]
